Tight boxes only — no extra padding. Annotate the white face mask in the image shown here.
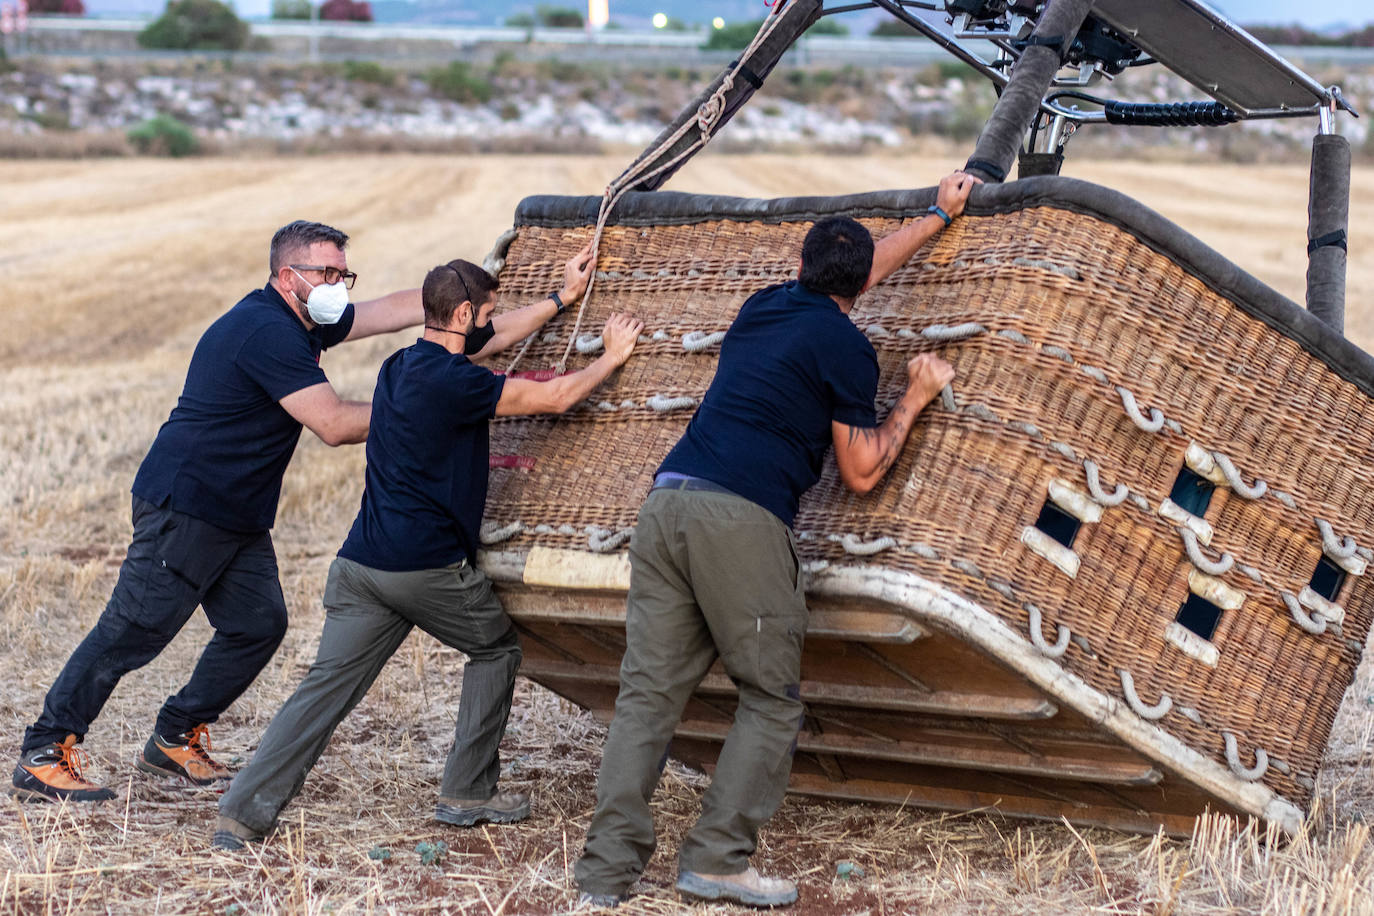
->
[290,267,350,325]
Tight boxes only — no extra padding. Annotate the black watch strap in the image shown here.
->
[550,290,565,314]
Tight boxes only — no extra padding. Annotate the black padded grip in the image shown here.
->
[1103,101,1240,127]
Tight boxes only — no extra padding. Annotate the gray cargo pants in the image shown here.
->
[219,555,521,835]
[575,484,808,896]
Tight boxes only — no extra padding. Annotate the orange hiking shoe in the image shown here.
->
[136,724,231,785]
[11,735,116,803]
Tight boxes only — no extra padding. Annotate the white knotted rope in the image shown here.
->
[682,330,727,352]
[1118,668,1172,720]
[1315,518,1359,559]
[1178,527,1235,576]
[921,322,986,341]
[480,521,525,545]
[1026,604,1070,658]
[1222,731,1270,781]
[1082,459,1129,507]
[831,533,897,556]
[1212,451,1268,500]
[1281,590,1326,635]
[1116,386,1165,433]
[647,394,697,413]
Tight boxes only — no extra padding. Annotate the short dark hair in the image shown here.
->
[270,220,349,274]
[423,260,500,326]
[798,216,875,299]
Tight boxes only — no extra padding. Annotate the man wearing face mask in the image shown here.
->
[11,221,592,804]
[211,256,641,849]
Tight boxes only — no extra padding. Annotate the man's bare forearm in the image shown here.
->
[863,215,946,293]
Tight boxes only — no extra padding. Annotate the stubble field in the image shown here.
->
[1,149,1373,914]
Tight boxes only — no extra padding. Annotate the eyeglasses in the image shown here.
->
[291,264,358,289]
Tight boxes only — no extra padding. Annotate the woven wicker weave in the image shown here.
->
[475,177,1373,834]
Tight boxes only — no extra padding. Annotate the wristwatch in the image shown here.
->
[550,290,566,315]
[926,204,953,228]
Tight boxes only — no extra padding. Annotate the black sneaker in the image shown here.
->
[434,790,530,826]
[11,735,116,803]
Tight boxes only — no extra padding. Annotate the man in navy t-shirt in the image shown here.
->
[212,255,644,848]
[14,220,464,803]
[576,171,979,909]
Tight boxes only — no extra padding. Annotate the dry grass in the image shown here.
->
[1,153,1372,913]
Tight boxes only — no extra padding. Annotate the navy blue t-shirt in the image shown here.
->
[131,285,355,533]
[659,281,880,527]
[338,340,506,572]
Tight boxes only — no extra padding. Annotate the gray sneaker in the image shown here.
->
[676,866,798,908]
[575,891,626,909]
[434,790,530,827]
[210,814,265,851]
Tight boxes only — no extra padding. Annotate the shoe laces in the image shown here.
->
[51,741,94,784]
[184,724,214,762]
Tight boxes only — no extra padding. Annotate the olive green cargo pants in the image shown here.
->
[219,556,521,835]
[575,485,808,896]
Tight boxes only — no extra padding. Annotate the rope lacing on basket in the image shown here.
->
[505,2,798,375]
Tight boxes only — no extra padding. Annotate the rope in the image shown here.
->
[1116,386,1165,433]
[480,521,525,545]
[509,4,797,376]
[939,384,957,411]
[1118,668,1172,720]
[1026,604,1070,658]
[647,394,697,413]
[921,322,986,341]
[1080,365,1109,384]
[831,533,897,556]
[588,527,633,552]
[1222,731,1270,782]
[574,334,604,354]
[480,227,520,277]
[1212,452,1268,500]
[951,559,984,579]
[1315,518,1359,559]
[1178,527,1234,576]
[682,330,726,352]
[1082,459,1128,506]
[534,523,578,536]
[1282,590,1327,635]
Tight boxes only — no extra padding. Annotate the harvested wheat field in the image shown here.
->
[2,150,1374,914]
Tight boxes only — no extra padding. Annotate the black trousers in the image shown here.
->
[22,497,289,754]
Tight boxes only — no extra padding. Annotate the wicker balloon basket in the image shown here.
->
[473,176,1374,835]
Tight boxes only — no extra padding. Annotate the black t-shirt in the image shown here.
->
[338,339,506,572]
[658,281,880,526]
[131,285,355,532]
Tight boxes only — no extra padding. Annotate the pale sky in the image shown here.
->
[115,1,1374,31]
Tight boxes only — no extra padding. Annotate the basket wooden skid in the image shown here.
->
[474,176,1374,835]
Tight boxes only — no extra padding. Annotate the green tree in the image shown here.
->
[808,18,848,36]
[138,0,251,51]
[127,115,199,157]
[271,0,310,20]
[427,61,493,104]
[703,18,761,50]
[871,19,919,37]
[536,5,583,28]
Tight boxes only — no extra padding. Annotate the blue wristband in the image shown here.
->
[927,204,953,228]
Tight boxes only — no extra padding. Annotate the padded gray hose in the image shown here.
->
[964,0,1096,184]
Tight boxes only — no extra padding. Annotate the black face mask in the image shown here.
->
[464,316,495,355]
